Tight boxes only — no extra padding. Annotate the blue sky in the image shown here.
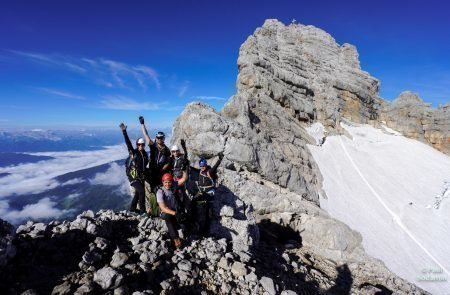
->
[0,0,449,129]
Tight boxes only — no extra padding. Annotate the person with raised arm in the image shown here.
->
[139,116,171,191]
[120,122,149,215]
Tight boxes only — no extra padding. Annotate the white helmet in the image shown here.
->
[170,145,179,151]
[136,137,145,145]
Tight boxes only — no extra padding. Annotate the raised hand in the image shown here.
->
[119,123,127,131]
[139,116,145,124]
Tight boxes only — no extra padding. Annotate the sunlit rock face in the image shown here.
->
[381,91,450,155]
[174,19,383,204]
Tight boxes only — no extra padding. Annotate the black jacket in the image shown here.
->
[122,130,149,180]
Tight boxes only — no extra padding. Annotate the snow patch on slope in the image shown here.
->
[308,122,450,295]
[305,122,326,145]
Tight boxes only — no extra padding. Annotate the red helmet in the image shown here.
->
[161,173,173,182]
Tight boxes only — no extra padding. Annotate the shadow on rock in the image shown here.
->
[0,217,139,295]
[250,219,320,294]
[326,264,353,295]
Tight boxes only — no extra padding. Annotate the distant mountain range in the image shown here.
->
[0,128,169,153]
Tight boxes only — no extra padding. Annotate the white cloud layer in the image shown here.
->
[90,162,130,194]
[0,145,127,197]
[2,197,73,224]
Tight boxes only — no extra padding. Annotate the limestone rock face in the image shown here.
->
[173,19,386,204]
[381,91,450,155]
[170,19,432,294]
[236,19,381,128]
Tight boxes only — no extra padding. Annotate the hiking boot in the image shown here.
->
[173,238,182,249]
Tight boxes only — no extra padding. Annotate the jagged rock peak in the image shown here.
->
[392,91,427,106]
[236,19,381,128]
[381,91,450,155]
[259,19,361,70]
[174,19,386,203]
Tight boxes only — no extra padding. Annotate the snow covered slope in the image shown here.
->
[308,122,450,295]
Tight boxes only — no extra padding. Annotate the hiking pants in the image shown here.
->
[130,181,146,214]
[193,191,213,235]
[149,169,161,192]
[160,213,180,239]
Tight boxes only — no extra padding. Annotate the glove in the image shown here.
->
[180,139,186,148]
[218,152,224,160]
[119,123,127,131]
[139,116,144,124]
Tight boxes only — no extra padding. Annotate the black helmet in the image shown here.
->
[156,131,165,139]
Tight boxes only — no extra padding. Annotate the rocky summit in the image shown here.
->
[0,19,441,294]
[0,210,426,294]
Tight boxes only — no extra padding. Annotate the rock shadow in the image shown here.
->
[250,219,356,294]
[0,218,139,294]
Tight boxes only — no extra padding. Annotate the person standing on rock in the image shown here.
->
[139,116,171,191]
[120,122,149,215]
[157,172,188,248]
[168,139,189,181]
[193,153,224,235]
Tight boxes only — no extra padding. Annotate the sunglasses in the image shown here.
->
[156,137,165,140]
[137,143,145,146]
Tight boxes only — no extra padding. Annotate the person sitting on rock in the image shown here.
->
[120,122,149,215]
[157,172,189,249]
[139,116,171,191]
[193,152,224,235]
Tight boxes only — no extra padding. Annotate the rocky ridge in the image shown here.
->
[171,19,437,294]
[381,91,450,155]
[0,210,426,294]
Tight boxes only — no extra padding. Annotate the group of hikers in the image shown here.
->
[119,116,223,248]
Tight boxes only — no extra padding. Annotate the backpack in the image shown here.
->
[125,154,139,181]
[145,184,160,217]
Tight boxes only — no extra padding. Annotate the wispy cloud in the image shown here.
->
[38,87,86,100]
[61,178,85,186]
[11,50,55,63]
[64,62,87,73]
[178,81,190,97]
[66,193,82,199]
[100,96,163,110]
[194,95,227,101]
[11,50,160,91]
